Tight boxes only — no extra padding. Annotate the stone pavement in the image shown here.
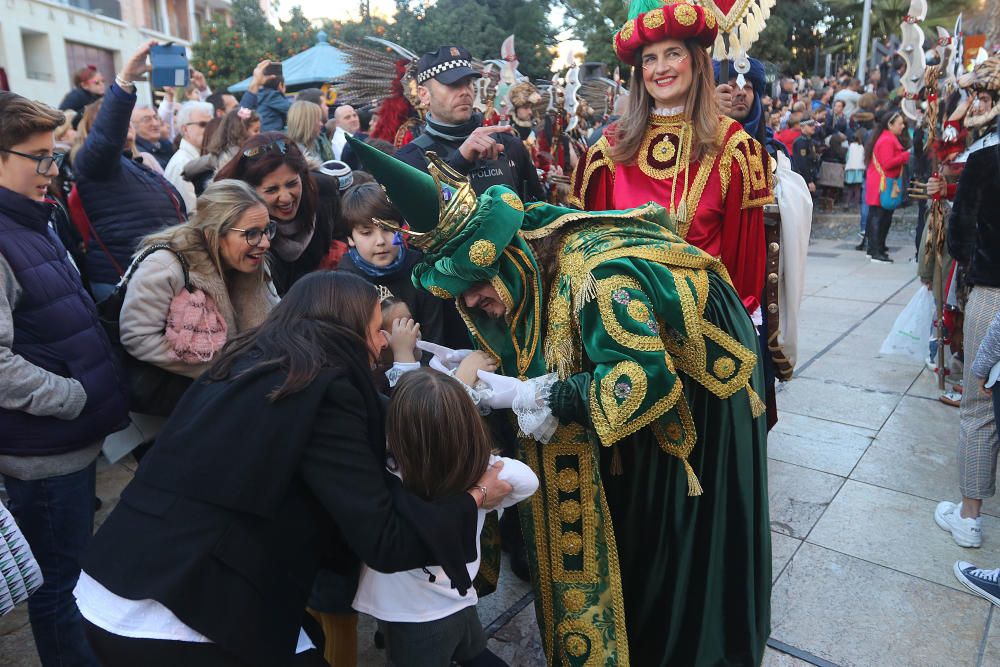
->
[2,231,997,667]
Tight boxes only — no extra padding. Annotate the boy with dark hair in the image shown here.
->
[0,91,128,666]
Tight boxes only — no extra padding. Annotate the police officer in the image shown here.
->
[791,117,819,193]
[394,46,544,202]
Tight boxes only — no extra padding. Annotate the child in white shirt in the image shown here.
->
[353,367,538,667]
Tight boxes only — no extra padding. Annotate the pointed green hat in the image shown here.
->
[346,134,473,246]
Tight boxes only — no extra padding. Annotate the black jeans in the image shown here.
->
[83,620,329,667]
[866,205,895,255]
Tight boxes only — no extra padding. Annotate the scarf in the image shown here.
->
[347,246,408,278]
[272,216,315,263]
[423,112,484,144]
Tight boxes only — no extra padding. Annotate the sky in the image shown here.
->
[286,0,584,70]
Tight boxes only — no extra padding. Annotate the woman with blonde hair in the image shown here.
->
[119,179,278,416]
[287,100,333,163]
[571,0,772,316]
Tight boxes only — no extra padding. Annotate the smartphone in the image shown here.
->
[264,62,283,79]
[150,43,189,88]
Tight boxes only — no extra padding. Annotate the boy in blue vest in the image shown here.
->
[0,91,128,666]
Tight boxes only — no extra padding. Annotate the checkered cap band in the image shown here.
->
[416,60,473,84]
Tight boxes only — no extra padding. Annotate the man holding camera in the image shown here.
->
[394,46,543,202]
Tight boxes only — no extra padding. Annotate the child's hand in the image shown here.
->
[455,350,498,386]
[388,318,420,363]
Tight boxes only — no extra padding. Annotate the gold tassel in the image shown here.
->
[747,385,766,418]
[683,459,703,496]
[573,271,597,313]
[610,445,623,476]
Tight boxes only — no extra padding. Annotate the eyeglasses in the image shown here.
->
[641,50,689,70]
[242,141,287,160]
[229,220,277,247]
[0,149,66,175]
[133,115,160,125]
[185,120,210,129]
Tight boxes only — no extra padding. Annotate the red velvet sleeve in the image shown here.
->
[568,135,616,211]
[721,159,765,314]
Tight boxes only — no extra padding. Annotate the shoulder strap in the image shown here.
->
[121,244,192,292]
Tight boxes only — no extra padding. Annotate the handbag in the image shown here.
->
[817,161,845,189]
[0,503,43,617]
[873,155,904,210]
[97,244,194,417]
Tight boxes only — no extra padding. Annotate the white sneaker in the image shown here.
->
[935,501,983,548]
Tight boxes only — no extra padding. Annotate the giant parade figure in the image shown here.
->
[348,129,771,665]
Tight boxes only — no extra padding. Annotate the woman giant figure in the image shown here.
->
[571,0,772,317]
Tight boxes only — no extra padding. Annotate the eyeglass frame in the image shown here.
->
[0,148,66,175]
[229,220,277,247]
[242,140,287,160]
[184,120,210,129]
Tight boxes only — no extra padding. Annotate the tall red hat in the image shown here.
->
[614,1,718,64]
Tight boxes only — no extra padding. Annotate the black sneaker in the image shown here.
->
[954,561,1000,606]
[854,240,867,251]
[870,253,893,263]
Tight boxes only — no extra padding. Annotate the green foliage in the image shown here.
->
[390,0,557,81]
[191,0,316,91]
[558,0,628,67]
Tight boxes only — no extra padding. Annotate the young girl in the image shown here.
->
[844,127,866,207]
[353,368,538,667]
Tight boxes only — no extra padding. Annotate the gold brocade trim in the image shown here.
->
[597,471,631,666]
[637,123,686,181]
[521,202,660,240]
[597,360,648,430]
[521,444,556,661]
[491,275,515,314]
[596,275,663,352]
[590,360,684,447]
[713,356,737,380]
[567,136,613,213]
[543,441,597,583]
[651,399,702,495]
[469,239,497,267]
[428,285,453,299]
[719,127,776,210]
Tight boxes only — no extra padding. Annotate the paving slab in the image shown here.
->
[0,622,39,667]
[767,460,844,539]
[761,646,814,666]
[793,326,846,364]
[807,480,1000,593]
[812,277,914,304]
[797,296,880,333]
[878,395,961,445]
[801,350,923,394]
[775,376,901,431]
[770,531,802,583]
[767,412,875,477]
[979,611,1000,667]
[770,542,989,667]
[486,602,545,666]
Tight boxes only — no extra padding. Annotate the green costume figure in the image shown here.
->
[349,136,771,666]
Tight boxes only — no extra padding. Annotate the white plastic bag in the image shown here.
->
[879,287,935,361]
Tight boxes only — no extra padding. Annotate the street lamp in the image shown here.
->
[857,0,872,80]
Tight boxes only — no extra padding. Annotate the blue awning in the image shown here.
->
[228,31,349,93]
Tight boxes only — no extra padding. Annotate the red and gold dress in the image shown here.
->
[570,112,773,314]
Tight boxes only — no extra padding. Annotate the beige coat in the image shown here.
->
[120,244,278,379]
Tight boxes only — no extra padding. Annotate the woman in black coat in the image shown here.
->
[76,272,509,666]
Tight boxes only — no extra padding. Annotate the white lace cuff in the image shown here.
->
[512,373,559,444]
[385,362,420,387]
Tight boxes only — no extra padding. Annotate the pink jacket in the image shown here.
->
[865,131,910,206]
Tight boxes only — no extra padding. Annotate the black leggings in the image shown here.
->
[83,620,329,667]
[866,205,895,255]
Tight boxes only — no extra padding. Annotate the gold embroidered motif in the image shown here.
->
[643,7,665,28]
[561,531,584,555]
[568,136,614,211]
[559,499,582,523]
[563,633,588,658]
[500,191,524,212]
[704,10,717,28]
[665,421,683,442]
[674,3,697,26]
[428,285,453,299]
[562,589,587,615]
[626,299,650,324]
[619,18,635,41]
[468,239,497,267]
[595,276,662,352]
[556,468,579,492]
[713,356,737,380]
[652,136,676,163]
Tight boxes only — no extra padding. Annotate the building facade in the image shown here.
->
[0,0,231,107]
